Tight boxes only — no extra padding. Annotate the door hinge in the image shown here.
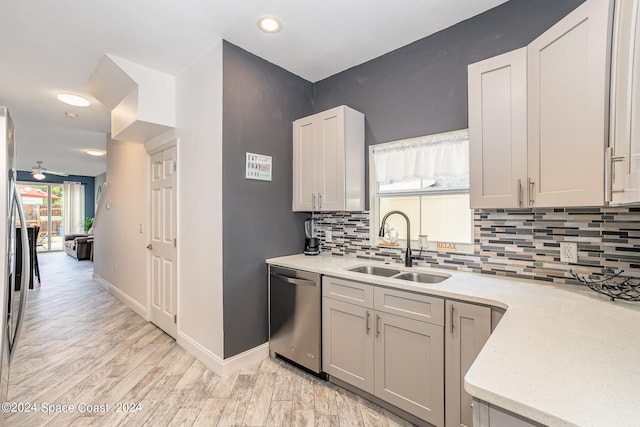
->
[174,314,177,323]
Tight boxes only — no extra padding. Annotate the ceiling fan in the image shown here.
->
[31,161,69,180]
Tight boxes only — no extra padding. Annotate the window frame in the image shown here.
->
[368,131,474,254]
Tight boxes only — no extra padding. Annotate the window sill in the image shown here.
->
[375,240,474,255]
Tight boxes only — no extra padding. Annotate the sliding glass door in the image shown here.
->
[18,183,64,252]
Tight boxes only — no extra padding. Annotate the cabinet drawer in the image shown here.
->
[374,287,444,326]
[322,276,373,308]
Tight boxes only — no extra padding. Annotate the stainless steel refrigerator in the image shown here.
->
[0,107,31,413]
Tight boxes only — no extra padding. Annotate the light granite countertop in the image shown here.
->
[266,253,640,427]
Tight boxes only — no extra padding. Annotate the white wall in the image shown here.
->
[174,41,225,362]
[93,137,148,316]
[93,40,259,374]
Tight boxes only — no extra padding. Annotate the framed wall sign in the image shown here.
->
[245,152,272,181]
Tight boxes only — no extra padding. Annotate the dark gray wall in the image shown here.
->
[313,0,585,206]
[17,170,95,218]
[222,41,314,358]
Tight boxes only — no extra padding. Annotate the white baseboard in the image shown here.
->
[177,331,268,377]
[92,273,149,320]
[92,273,268,377]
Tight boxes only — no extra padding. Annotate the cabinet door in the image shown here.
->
[293,117,317,211]
[445,301,491,427]
[609,0,640,204]
[527,0,613,207]
[316,107,346,211]
[468,48,527,208]
[374,312,444,426]
[322,297,374,394]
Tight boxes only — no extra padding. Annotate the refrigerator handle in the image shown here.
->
[9,186,30,360]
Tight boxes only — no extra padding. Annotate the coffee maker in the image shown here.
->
[304,218,320,255]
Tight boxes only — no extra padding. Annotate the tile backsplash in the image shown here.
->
[313,207,640,283]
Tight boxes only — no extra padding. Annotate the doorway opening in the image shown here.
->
[18,183,63,252]
[18,181,87,253]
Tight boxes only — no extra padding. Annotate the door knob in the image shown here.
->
[146,244,153,250]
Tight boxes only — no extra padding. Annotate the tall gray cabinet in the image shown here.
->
[609,0,640,204]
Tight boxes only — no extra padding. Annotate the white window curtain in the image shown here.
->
[372,129,469,186]
[63,182,85,234]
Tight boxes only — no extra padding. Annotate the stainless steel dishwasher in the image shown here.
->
[269,265,322,374]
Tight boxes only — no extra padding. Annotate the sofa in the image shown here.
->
[64,229,93,261]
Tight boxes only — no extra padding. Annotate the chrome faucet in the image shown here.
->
[378,210,413,267]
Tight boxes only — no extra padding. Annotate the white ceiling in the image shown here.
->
[0,0,507,177]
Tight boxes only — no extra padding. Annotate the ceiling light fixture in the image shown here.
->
[85,149,106,157]
[257,16,282,33]
[32,172,46,181]
[57,93,90,107]
[65,112,79,119]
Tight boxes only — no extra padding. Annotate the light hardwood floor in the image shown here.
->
[6,252,416,427]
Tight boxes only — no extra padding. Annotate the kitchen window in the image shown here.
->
[370,129,473,252]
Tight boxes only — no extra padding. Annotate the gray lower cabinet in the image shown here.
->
[375,311,444,424]
[322,297,375,394]
[322,277,445,426]
[445,300,492,427]
[473,399,543,427]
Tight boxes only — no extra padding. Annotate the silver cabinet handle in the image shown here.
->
[270,272,317,287]
[528,178,535,206]
[376,314,381,337]
[608,147,627,199]
[450,303,454,334]
[318,193,322,210]
[366,311,371,334]
[605,146,613,202]
[312,193,316,210]
[146,244,153,250]
[517,179,523,207]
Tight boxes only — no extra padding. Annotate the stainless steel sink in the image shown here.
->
[346,265,449,283]
[347,266,401,277]
[393,272,449,284]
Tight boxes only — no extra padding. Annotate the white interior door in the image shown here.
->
[149,145,177,338]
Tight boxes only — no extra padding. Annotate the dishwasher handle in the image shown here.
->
[270,272,318,287]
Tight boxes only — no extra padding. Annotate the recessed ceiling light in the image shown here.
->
[257,16,282,33]
[85,149,106,157]
[65,112,79,119]
[57,93,90,107]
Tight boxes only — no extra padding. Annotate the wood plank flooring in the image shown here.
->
[6,252,416,427]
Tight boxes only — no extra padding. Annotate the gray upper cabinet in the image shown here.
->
[468,48,527,209]
[527,0,614,207]
[608,0,640,205]
[468,0,615,208]
[445,300,491,427]
[292,106,365,212]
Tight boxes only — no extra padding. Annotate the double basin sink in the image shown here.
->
[347,265,449,284]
